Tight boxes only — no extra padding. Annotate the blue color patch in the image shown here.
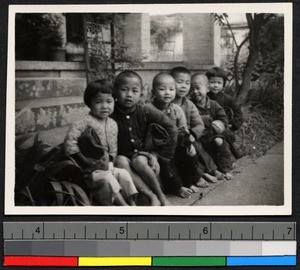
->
[227,256,296,266]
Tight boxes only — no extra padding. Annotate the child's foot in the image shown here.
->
[127,198,136,206]
[189,185,199,193]
[148,193,161,206]
[225,172,233,180]
[160,196,171,206]
[178,187,193,198]
[195,177,209,188]
[213,170,225,180]
[203,173,218,183]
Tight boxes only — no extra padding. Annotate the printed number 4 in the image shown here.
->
[35,227,40,234]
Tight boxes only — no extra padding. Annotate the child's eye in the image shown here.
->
[176,80,183,83]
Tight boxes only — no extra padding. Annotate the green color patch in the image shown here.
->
[152,256,226,266]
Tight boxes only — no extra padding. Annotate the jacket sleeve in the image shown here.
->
[108,119,118,163]
[214,101,229,127]
[144,104,178,160]
[64,119,88,155]
[229,98,244,131]
[174,104,188,129]
[189,101,205,139]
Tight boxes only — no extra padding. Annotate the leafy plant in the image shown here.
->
[16,13,64,60]
[83,13,144,82]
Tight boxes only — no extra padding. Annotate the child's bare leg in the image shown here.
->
[195,177,209,187]
[115,156,161,206]
[203,173,218,183]
[132,155,170,206]
[213,170,225,180]
[178,187,193,198]
[114,192,129,206]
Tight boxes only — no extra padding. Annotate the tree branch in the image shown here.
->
[234,34,250,92]
[224,15,238,50]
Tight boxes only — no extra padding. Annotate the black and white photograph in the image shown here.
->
[5,3,292,215]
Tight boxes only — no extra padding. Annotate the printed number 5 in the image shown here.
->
[119,227,125,234]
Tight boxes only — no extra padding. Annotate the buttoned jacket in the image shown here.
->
[111,102,178,160]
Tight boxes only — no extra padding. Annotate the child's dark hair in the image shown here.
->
[206,67,228,86]
[114,70,143,90]
[152,72,174,90]
[84,79,114,107]
[169,66,191,78]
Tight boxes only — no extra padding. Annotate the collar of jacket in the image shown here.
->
[152,99,172,114]
[115,101,137,115]
[195,96,211,109]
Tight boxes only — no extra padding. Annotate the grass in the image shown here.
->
[235,105,283,158]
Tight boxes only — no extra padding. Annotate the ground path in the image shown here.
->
[168,142,284,206]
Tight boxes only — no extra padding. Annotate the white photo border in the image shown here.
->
[5,3,293,215]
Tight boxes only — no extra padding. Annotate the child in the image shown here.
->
[170,67,224,182]
[111,70,178,206]
[64,80,138,206]
[190,73,234,179]
[151,72,207,196]
[206,67,244,159]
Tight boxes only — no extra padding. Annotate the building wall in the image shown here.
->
[16,13,220,137]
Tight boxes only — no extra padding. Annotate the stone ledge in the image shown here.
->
[16,78,87,101]
[16,61,86,71]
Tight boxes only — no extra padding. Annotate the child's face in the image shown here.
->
[191,76,209,103]
[208,76,224,94]
[116,77,142,108]
[173,72,191,98]
[153,76,176,105]
[90,92,114,119]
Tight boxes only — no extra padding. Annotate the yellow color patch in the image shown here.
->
[78,257,152,266]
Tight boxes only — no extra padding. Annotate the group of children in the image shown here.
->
[64,66,243,206]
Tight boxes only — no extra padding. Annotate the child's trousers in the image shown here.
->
[174,145,205,187]
[91,168,137,205]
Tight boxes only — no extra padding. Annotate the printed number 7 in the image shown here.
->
[287,227,292,235]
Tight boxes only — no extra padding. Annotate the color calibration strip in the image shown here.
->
[4,255,296,267]
[4,222,296,267]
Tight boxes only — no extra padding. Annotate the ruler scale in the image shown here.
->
[3,222,297,267]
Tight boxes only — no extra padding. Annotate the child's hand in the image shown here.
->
[189,134,195,143]
[108,162,114,172]
[186,144,196,157]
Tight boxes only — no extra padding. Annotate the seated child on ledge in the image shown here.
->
[64,80,137,206]
[190,73,234,179]
[206,66,244,159]
[170,66,224,182]
[150,72,205,197]
[111,70,178,206]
